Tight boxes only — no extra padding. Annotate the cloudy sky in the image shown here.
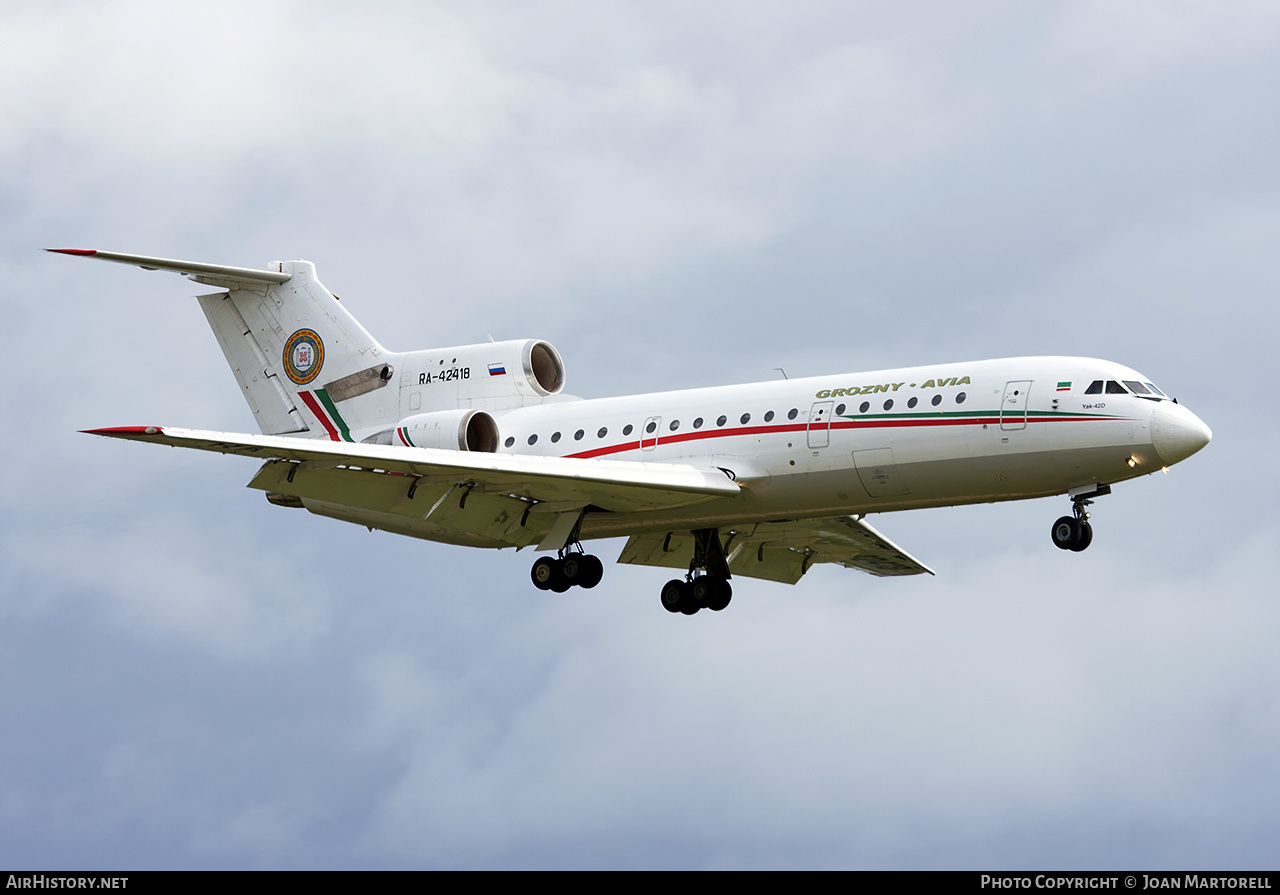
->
[2,0,1277,869]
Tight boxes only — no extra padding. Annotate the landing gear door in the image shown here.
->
[641,416,661,451]
[807,401,833,449]
[1001,381,1032,431]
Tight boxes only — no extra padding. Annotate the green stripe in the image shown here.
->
[400,427,416,447]
[315,389,353,442]
[836,409,990,420]
[834,409,1125,422]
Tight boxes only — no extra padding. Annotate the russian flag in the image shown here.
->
[488,363,506,376]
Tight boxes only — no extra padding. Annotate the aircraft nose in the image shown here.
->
[1151,402,1212,466]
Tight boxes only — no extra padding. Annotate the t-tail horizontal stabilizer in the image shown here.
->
[45,249,291,287]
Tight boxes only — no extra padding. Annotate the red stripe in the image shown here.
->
[81,425,163,436]
[564,414,1132,460]
[298,391,341,441]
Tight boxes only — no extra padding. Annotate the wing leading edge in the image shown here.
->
[83,426,740,514]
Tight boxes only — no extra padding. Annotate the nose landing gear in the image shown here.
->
[1051,484,1110,552]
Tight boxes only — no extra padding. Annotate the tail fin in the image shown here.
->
[50,250,397,439]
[198,260,393,438]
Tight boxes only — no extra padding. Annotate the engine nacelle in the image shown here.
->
[365,409,500,452]
[399,339,566,413]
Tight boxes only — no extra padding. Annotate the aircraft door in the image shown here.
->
[1001,381,1032,431]
[808,401,833,449]
[641,416,661,451]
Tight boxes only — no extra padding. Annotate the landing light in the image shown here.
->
[1126,457,1137,468]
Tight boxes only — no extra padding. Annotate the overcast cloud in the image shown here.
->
[1,1,1276,869]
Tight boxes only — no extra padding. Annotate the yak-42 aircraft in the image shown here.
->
[57,249,1212,615]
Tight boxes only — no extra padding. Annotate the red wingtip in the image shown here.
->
[81,426,164,436]
[46,248,98,255]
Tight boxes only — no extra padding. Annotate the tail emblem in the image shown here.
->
[283,329,325,384]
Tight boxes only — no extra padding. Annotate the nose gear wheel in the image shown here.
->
[1051,486,1107,552]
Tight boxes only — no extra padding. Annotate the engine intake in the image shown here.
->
[400,339,566,412]
[526,341,564,396]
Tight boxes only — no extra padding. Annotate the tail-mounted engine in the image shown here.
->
[400,339,565,413]
[365,408,500,452]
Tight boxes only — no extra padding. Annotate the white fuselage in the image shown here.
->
[59,250,1213,598]
[463,356,1209,542]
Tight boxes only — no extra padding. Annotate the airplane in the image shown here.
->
[54,248,1212,616]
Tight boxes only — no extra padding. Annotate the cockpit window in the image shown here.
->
[1105,380,1129,394]
[1144,382,1167,397]
[1123,380,1151,395]
[1084,380,1104,395]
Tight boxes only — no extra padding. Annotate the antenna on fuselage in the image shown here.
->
[774,368,789,380]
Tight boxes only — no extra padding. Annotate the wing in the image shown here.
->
[85,426,740,548]
[617,515,933,584]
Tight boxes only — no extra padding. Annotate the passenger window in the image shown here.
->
[859,401,870,413]
[669,420,680,431]
[835,404,845,415]
[764,410,775,422]
[931,395,942,406]
[907,396,918,409]
[528,434,538,445]
[883,399,893,411]
[504,436,515,448]
[574,429,584,440]
[623,424,633,436]
[1084,380,1104,395]
[1106,380,1128,394]
[646,421,657,434]
[788,408,798,420]
[716,415,727,427]
[740,413,751,424]
[956,392,966,404]
[693,418,703,429]
[551,432,561,443]
[597,427,608,438]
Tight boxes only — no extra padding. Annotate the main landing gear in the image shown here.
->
[661,575,732,615]
[660,528,733,616]
[529,528,737,616]
[1051,484,1111,552]
[530,547,604,593]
